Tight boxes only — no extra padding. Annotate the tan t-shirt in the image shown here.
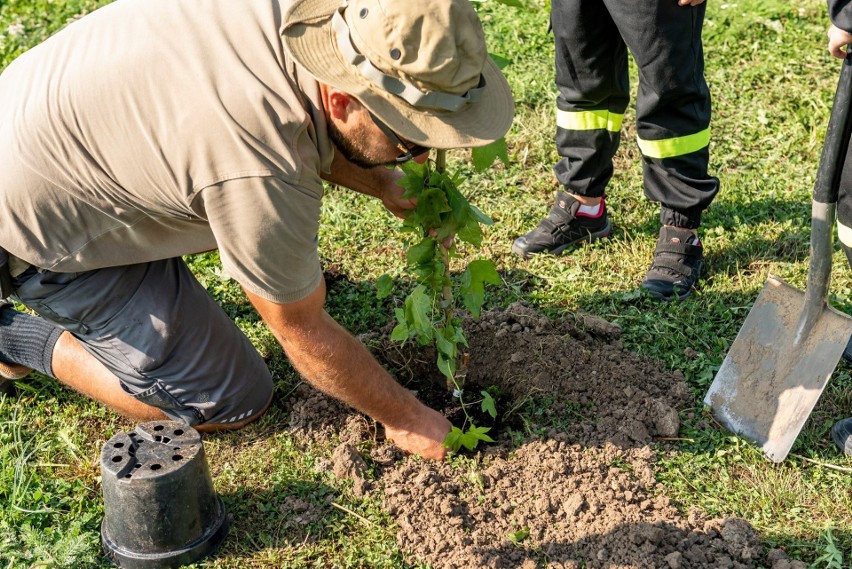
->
[0,0,334,303]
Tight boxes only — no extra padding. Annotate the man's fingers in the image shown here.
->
[384,410,452,461]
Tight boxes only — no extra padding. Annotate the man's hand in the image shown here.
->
[384,406,452,460]
[380,181,417,219]
[678,0,705,5]
[829,24,852,59]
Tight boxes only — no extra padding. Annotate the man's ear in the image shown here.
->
[326,88,359,120]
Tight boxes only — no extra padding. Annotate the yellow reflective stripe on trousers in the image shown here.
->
[839,220,852,248]
[636,128,710,159]
[557,109,623,132]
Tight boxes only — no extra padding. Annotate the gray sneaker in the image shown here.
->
[641,227,703,301]
[511,193,611,258]
[831,417,852,456]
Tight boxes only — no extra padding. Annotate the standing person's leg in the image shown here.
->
[608,0,720,300]
[512,0,627,257]
[1,259,274,431]
[831,141,852,455]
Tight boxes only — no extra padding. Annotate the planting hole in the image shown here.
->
[173,447,181,451]
[172,455,183,461]
[153,425,164,431]
[124,474,132,479]
[134,463,142,469]
[161,436,171,444]
[154,435,162,442]
[150,464,162,470]
[111,456,123,463]
[173,429,184,436]
[113,442,124,448]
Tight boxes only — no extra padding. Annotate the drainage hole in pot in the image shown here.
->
[161,436,171,444]
[134,463,142,469]
[155,435,162,442]
[111,456,123,463]
[150,464,162,471]
[153,425,165,432]
[172,455,183,461]
[173,429,184,436]
[113,442,124,448]
[124,474,132,479]
[173,447,181,451]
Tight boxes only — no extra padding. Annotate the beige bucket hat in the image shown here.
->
[281,0,514,149]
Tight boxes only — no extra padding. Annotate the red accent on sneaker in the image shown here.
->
[575,196,606,219]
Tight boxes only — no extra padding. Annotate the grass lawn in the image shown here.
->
[1,0,850,566]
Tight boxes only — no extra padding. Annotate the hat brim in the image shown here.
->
[282,0,514,149]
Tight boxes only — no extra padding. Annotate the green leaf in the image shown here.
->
[457,430,479,451]
[480,390,497,419]
[437,352,455,381]
[406,237,436,266]
[471,137,509,171]
[444,183,470,224]
[508,527,530,543]
[435,325,457,361]
[396,161,427,198]
[417,187,452,230]
[468,259,502,285]
[376,274,394,299]
[467,425,494,443]
[453,326,468,348]
[469,204,494,226]
[405,285,433,340]
[489,53,512,70]
[390,323,410,342]
[448,425,494,452]
[460,259,501,317]
[443,426,464,452]
[456,219,483,247]
[461,287,485,319]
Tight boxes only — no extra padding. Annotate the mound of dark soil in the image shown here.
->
[286,302,794,568]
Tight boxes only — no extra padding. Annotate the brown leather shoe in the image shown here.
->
[0,360,31,380]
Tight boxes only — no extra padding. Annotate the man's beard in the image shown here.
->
[327,121,397,169]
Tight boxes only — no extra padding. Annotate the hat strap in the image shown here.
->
[331,9,484,112]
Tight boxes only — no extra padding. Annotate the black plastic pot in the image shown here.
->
[100,421,228,568]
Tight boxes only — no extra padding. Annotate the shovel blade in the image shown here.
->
[704,275,852,462]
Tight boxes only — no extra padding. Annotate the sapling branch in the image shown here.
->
[377,152,501,452]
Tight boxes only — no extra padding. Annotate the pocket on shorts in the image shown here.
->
[130,380,204,426]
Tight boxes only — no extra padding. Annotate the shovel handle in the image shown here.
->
[813,53,852,205]
[795,54,852,343]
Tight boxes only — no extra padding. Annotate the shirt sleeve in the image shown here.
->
[194,176,324,304]
[829,0,852,33]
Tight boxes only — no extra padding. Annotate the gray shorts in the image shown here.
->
[12,258,273,426]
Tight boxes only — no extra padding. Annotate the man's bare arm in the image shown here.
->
[245,281,451,460]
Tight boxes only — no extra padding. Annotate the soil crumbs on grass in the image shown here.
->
[287,302,798,569]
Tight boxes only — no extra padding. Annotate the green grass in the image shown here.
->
[1,0,851,566]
